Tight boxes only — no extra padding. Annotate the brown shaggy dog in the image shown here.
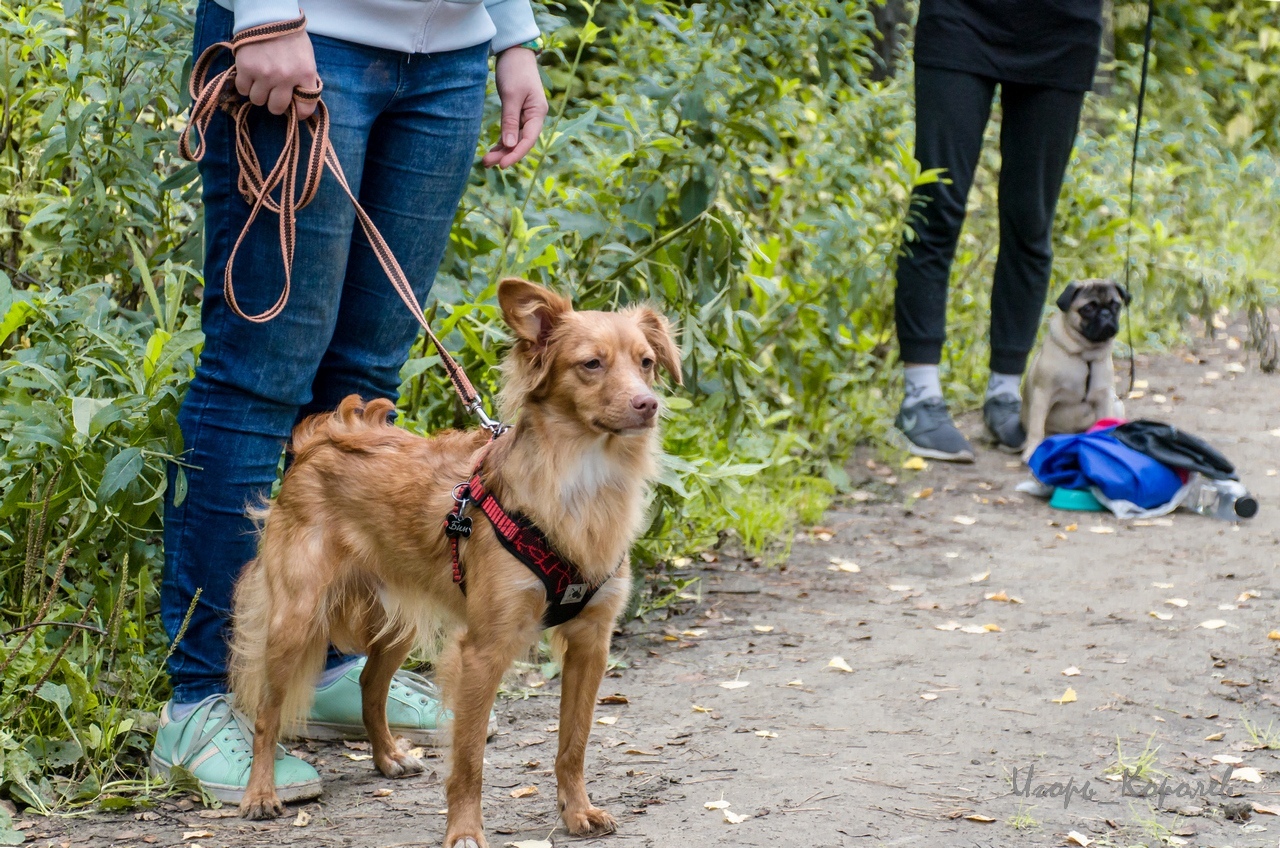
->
[229,279,680,847]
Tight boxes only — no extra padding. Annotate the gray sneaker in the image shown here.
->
[983,395,1026,453]
[894,398,975,462]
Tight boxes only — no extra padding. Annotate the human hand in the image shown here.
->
[482,47,548,168]
[234,27,320,120]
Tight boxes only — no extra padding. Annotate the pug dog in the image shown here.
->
[1021,278,1130,462]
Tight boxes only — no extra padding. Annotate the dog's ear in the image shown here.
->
[1056,282,1081,313]
[499,278,572,348]
[633,307,682,386]
[1114,283,1132,305]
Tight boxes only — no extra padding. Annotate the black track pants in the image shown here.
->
[894,65,1086,375]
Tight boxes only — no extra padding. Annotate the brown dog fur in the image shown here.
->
[228,279,680,847]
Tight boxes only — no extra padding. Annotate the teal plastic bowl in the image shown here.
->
[1049,487,1105,512]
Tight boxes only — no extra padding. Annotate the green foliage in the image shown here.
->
[1,0,1278,811]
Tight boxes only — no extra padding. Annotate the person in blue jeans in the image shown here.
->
[151,0,547,803]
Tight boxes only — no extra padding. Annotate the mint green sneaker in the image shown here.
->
[149,694,321,804]
[301,660,494,744]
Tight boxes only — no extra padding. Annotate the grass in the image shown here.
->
[1242,716,1280,750]
[1006,801,1039,831]
[1106,734,1166,785]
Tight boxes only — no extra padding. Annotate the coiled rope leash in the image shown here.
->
[179,16,505,435]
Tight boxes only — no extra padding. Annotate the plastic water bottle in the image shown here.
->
[1185,477,1259,521]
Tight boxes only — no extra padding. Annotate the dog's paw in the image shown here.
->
[376,750,426,779]
[239,793,285,820]
[444,833,486,848]
[564,806,618,837]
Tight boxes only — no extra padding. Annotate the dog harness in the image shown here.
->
[445,473,607,628]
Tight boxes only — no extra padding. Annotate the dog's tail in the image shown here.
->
[228,532,329,734]
[290,395,399,464]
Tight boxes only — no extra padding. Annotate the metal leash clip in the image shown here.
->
[469,400,509,439]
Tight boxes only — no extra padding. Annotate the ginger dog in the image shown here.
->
[229,279,679,847]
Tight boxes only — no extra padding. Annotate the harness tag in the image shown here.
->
[561,584,588,604]
[445,512,473,538]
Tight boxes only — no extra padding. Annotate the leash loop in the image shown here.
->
[179,15,499,423]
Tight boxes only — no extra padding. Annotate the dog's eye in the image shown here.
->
[583,359,603,370]
[641,357,654,370]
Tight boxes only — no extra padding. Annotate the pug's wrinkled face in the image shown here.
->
[1056,279,1131,344]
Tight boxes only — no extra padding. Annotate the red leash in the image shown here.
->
[179,16,504,434]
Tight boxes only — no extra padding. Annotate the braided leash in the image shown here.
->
[179,16,503,433]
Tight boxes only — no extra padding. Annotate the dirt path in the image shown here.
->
[39,340,1280,848]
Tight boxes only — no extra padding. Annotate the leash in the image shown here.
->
[179,16,505,436]
[1121,0,1155,395]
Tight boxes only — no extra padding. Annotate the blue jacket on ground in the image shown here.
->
[1028,429,1184,510]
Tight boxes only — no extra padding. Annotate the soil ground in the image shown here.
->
[29,340,1280,848]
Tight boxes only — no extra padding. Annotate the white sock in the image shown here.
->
[903,365,943,407]
[318,656,363,689]
[985,372,1022,400]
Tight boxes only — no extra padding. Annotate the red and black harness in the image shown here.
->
[445,462,610,629]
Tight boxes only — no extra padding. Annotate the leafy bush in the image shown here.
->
[1,0,1277,808]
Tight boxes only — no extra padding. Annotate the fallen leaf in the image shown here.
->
[952,515,977,525]
[970,571,990,583]
[1199,620,1228,630]
[1254,803,1280,816]
[723,809,750,824]
[1226,362,1246,373]
[1270,630,1280,640]
[182,833,214,841]
[1204,732,1225,741]
[693,705,712,713]
[960,625,987,634]
[1089,526,1115,534]
[1152,582,1175,589]
[828,656,854,673]
[1165,598,1189,608]
[1231,767,1263,783]
[946,551,960,558]
[293,811,311,828]
[914,487,934,499]
[1065,523,1078,532]
[506,841,553,848]
[681,629,707,637]
[624,748,659,756]
[754,730,778,738]
[598,694,629,705]
[935,621,961,631]
[1213,755,1244,765]
[597,715,618,725]
[1067,831,1093,847]
[827,557,860,573]
[1218,603,1238,611]
[372,788,393,798]
[672,556,692,567]
[963,814,996,823]
[902,456,927,471]
[718,680,750,690]
[887,584,912,592]
[920,693,938,701]
[1237,591,1260,602]
[1053,687,1078,704]
[786,679,804,687]
[985,591,1009,602]
[1149,611,1174,621]
[510,785,539,798]
[344,753,373,761]
[752,625,774,633]
[1062,666,1081,676]
[982,623,1003,632]
[704,799,731,810]
[1133,379,1149,389]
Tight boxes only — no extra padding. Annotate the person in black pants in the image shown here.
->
[893,0,1104,462]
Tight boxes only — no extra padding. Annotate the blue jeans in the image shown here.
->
[162,0,489,703]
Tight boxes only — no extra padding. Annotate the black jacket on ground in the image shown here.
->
[915,0,1105,92]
